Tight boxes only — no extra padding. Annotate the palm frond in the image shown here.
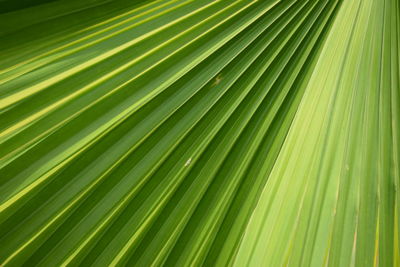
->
[0,0,398,266]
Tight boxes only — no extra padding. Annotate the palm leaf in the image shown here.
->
[0,0,399,266]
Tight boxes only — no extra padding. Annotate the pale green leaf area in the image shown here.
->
[0,0,398,266]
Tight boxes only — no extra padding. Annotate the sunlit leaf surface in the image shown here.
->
[0,0,399,266]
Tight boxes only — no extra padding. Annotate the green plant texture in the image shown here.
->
[0,0,399,266]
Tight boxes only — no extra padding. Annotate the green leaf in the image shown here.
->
[0,0,398,266]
